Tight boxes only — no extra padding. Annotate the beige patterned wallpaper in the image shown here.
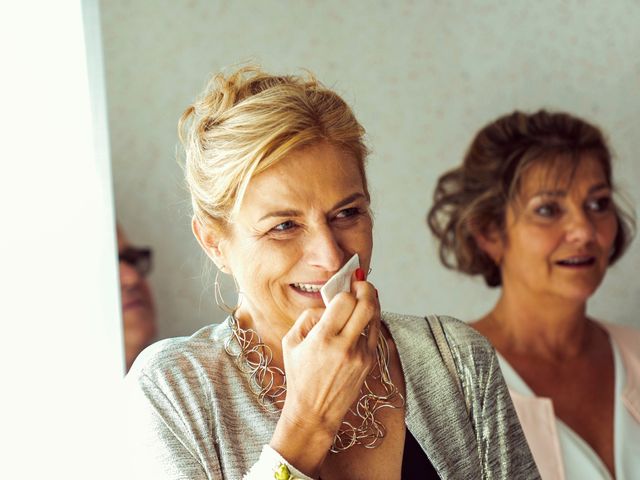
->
[101,0,640,338]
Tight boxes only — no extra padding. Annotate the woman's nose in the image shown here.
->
[565,210,596,245]
[119,261,143,289]
[306,225,344,273]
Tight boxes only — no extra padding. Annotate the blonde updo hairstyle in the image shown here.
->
[427,110,636,287]
[178,66,369,235]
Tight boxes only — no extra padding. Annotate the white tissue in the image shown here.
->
[320,253,360,307]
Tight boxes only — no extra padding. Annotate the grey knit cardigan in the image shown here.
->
[124,312,540,479]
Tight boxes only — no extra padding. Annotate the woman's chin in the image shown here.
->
[553,283,601,304]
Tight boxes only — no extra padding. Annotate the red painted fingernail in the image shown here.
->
[355,268,365,281]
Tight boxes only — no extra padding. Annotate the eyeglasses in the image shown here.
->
[119,247,153,277]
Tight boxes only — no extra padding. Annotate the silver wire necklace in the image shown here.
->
[224,315,405,453]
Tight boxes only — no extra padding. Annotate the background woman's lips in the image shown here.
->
[123,298,149,310]
[555,256,596,267]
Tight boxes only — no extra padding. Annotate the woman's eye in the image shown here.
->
[586,196,611,212]
[271,220,297,232]
[534,203,560,218]
[335,207,360,219]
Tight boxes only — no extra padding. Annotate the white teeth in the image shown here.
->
[292,283,322,293]
[558,257,593,265]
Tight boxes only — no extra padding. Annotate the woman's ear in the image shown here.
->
[191,217,230,273]
[471,223,505,265]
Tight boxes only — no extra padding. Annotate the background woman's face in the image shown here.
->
[117,229,156,369]
[220,142,373,328]
[498,155,618,303]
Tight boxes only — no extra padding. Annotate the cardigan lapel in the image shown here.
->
[383,313,481,478]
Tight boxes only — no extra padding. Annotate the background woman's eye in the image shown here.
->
[272,220,296,232]
[534,203,560,218]
[587,197,612,212]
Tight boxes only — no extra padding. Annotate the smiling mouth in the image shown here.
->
[290,282,324,293]
[555,256,596,267]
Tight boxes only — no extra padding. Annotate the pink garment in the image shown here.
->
[605,323,640,423]
[507,322,640,480]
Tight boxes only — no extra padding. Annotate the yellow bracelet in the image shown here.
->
[275,463,292,480]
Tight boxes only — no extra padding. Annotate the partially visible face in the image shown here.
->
[117,228,156,370]
[219,142,373,331]
[496,155,618,303]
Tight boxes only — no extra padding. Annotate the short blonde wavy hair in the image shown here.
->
[178,66,369,233]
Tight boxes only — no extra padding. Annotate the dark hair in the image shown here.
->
[427,110,636,287]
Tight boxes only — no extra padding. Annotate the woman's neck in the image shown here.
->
[233,305,290,370]
[473,287,593,361]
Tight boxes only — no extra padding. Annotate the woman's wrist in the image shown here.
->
[269,410,336,478]
[244,445,315,480]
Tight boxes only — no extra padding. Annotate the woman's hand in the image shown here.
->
[269,273,380,477]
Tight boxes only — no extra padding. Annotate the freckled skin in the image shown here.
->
[218,143,373,345]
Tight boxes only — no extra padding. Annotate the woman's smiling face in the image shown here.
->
[496,155,618,303]
[217,142,372,330]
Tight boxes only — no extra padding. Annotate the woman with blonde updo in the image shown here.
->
[124,67,538,479]
[428,110,639,479]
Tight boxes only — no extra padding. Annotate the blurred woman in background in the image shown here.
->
[117,224,156,372]
[428,110,639,479]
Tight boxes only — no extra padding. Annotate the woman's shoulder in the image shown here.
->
[382,311,498,388]
[127,320,234,384]
[436,314,493,349]
[436,315,500,381]
[382,311,493,352]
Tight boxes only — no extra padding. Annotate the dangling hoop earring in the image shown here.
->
[214,267,240,314]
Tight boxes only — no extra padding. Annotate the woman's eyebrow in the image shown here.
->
[330,192,367,211]
[532,189,565,198]
[588,182,610,194]
[532,182,610,198]
[257,193,367,222]
[258,209,301,222]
